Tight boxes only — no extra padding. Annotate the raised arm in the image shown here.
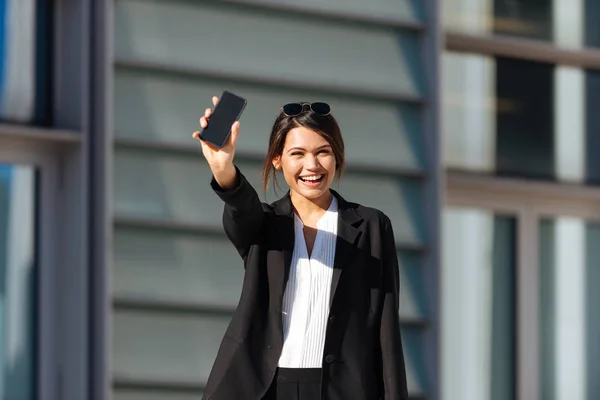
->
[194,96,264,258]
[210,166,264,259]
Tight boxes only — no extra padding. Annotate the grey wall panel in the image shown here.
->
[114,391,202,400]
[231,0,424,23]
[112,227,424,318]
[112,228,244,308]
[113,308,423,393]
[399,251,428,319]
[112,310,230,383]
[114,69,425,171]
[403,327,427,394]
[114,0,424,97]
[110,0,434,398]
[113,149,425,246]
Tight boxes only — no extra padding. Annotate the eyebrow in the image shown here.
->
[287,145,332,153]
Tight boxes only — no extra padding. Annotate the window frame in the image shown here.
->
[445,170,600,400]
[0,126,85,400]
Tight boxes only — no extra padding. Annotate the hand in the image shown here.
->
[193,96,240,189]
[193,96,240,173]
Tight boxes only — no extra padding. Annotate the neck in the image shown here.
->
[290,190,333,220]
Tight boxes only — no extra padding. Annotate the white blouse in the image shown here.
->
[278,196,338,368]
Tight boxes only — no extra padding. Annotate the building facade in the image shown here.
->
[0,0,597,399]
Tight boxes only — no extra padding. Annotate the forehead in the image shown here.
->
[283,126,330,148]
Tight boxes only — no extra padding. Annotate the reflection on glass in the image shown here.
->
[443,51,600,184]
[442,207,516,400]
[539,218,600,400]
[0,164,36,400]
[443,52,554,178]
[443,0,595,49]
[495,56,554,179]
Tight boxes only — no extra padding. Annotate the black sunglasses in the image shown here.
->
[282,102,331,117]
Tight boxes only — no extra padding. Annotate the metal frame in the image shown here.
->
[422,0,442,398]
[89,0,114,398]
[443,14,600,399]
[0,128,81,400]
[446,31,600,69]
[53,0,94,398]
[446,171,600,220]
[445,170,600,400]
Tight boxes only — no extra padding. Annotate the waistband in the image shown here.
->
[275,367,322,383]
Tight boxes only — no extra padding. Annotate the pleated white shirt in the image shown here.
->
[278,197,338,368]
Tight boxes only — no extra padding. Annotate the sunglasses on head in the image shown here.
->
[281,102,331,117]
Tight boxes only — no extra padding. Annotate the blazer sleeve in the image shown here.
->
[210,165,265,259]
[379,216,409,400]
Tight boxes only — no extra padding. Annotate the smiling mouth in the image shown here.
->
[299,174,325,183]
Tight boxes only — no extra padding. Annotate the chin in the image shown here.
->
[294,185,331,200]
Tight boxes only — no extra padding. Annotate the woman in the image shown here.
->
[193,97,408,400]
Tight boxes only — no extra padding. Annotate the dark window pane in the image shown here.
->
[0,1,52,125]
[496,58,554,179]
[585,71,600,185]
[443,51,600,186]
[585,0,600,47]
[494,0,552,41]
[0,164,37,399]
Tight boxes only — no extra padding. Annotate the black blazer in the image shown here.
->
[202,167,408,400]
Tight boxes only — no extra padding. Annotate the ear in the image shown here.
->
[272,156,281,171]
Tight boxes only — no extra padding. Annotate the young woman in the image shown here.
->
[193,97,408,400]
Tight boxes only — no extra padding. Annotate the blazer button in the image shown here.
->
[329,314,336,321]
[325,354,336,363]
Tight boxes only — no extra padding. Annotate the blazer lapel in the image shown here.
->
[329,190,363,307]
[271,190,363,310]
[272,192,294,313]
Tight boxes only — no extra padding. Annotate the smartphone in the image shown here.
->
[199,90,247,148]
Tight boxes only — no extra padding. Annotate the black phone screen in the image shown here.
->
[200,91,247,148]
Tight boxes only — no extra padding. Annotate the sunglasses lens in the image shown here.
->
[282,103,303,116]
[311,102,331,115]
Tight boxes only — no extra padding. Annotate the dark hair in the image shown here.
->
[261,106,346,193]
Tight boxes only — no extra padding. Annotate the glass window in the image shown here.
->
[443,0,598,50]
[0,0,52,124]
[539,217,600,400]
[0,164,36,400]
[443,51,600,184]
[113,390,203,400]
[442,207,516,400]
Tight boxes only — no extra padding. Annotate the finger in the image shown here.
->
[192,131,201,140]
[199,117,208,129]
[212,96,219,106]
[200,138,219,152]
[204,108,212,118]
[229,121,240,146]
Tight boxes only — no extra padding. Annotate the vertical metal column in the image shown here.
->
[421,0,442,398]
[89,0,114,399]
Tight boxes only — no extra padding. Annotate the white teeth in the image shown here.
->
[300,175,323,182]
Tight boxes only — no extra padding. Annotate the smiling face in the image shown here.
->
[272,126,337,204]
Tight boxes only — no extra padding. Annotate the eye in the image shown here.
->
[291,151,303,156]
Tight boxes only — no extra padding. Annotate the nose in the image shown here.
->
[305,153,320,169]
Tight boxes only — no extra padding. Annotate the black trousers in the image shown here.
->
[263,368,322,400]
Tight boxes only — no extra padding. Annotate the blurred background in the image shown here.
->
[0,0,598,399]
